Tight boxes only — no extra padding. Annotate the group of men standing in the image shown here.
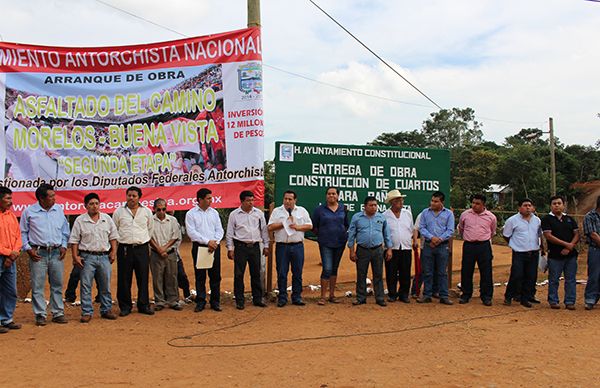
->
[1,182,600,332]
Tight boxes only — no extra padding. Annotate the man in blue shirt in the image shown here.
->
[417,191,455,305]
[503,198,543,308]
[347,196,392,306]
[20,183,70,326]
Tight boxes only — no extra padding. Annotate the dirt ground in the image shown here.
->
[3,239,599,387]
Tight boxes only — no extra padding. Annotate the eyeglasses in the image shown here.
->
[156,208,167,212]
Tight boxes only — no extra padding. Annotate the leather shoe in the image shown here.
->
[194,305,205,312]
[439,298,453,305]
[565,304,575,311]
[119,310,131,317]
[80,315,92,323]
[387,297,396,303]
[417,297,432,304]
[52,315,68,324]
[503,298,512,306]
[101,312,117,320]
[2,322,22,330]
[528,298,541,304]
[550,303,560,309]
[277,300,286,308]
[520,300,533,308]
[292,300,306,306]
[35,315,47,326]
[376,300,387,307]
[352,300,366,305]
[211,304,222,312]
[585,303,593,310]
[0,326,8,334]
[399,296,410,304]
[459,297,470,304]
[253,301,267,308]
[236,303,245,310]
[482,300,492,307]
[139,309,155,315]
[154,305,164,311]
[170,304,183,311]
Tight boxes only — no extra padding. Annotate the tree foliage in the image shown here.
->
[369,107,600,212]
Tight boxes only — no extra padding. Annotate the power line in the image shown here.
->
[264,64,433,108]
[94,0,186,38]
[308,0,442,110]
[91,0,544,126]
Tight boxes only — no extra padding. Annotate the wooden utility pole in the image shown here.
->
[248,0,261,27]
[549,117,556,196]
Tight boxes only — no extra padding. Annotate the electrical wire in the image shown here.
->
[166,308,529,349]
[91,0,544,126]
[308,0,442,110]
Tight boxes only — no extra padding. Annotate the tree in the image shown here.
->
[421,107,483,149]
[369,130,429,148]
[263,160,275,206]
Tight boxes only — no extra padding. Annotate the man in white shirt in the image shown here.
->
[383,190,416,303]
[149,198,182,311]
[185,188,224,312]
[69,192,119,323]
[268,190,312,307]
[226,190,269,310]
[112,186,154,316]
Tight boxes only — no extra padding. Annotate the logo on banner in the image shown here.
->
[238,62,262,100]
[279,143,294,162]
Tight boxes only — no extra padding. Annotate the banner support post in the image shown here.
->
[248,0,261,27]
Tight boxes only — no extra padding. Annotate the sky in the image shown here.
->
[1,0,599,159]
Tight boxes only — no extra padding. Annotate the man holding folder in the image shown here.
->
[185,188,224,312]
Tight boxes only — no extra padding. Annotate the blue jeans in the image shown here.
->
[80,253,113,316]
[547,256,577,305]
[30,248,64,318]
[584,246,600,305]
[319,245,345,280]
[0,257,17,325]
[276,243,304,303]
[421,243,449,298]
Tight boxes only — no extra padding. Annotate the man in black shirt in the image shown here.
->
[541,195,579,310]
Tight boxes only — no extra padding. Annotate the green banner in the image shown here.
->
[274,142,450,220]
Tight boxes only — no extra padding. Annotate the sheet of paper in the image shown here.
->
[283,217,295,236]
[196,246,215,269]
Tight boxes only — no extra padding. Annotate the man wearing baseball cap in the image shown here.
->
[383,190,417,303]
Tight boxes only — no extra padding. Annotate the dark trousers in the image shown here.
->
[460,241,493,301]
[117,243,150,312]
[192,243,221,307]
[176,258,191,299]
[505,250,539,302]
[233,241,263,305]
[65,264,101,301]
[355,246,385,303]
[275,242,304,303]
[385,249,412,299]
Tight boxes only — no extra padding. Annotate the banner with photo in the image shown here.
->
[0,27,264,215]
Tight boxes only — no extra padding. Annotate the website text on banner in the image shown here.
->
[0,27,264,215]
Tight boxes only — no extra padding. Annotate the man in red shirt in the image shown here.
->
[458,194,497,306]
[0,186,23,333]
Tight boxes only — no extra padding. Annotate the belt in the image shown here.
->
[357,244,382,250]
[120,242,149,248]
[277,242,302,246]
[464,240,490,245]
[151,248,176,254]
[425,240,449,245]
[193,242,209,248]
[31,245,61,251]
[234,239,260,248]
[80,250,110,256]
